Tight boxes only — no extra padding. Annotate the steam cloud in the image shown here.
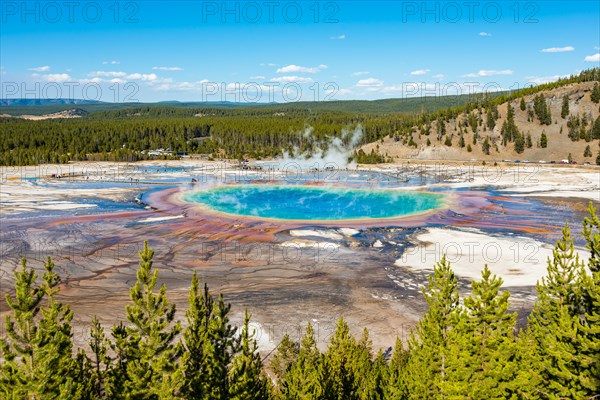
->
[281,125,363,169]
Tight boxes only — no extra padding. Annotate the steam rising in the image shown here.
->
[281,125,363,169]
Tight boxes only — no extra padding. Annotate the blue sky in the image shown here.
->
[1,1,599,102]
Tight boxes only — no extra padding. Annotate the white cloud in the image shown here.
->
[260,63,278,67]
[464,69,513,77]
[352,71,369,76]
[270,76,313,83]
[102,61,120,65]
[78,77,103,84]
[127,73,158,81]
[89,71,158,81]
[250,75,266,80]
[330,34,345,40]
[379,85,404,93]
[89,71,127,78]
[479,32,491,37]
[356,77,384,87]
[152,66,183,71]
[432,74,445,80]
[541,46,575,53]
[276,64,326,74]
[42,73,71,82]
[410,69,430,76]
[525,74,569,85]
[29,66,50,72]
[584,53,600,62]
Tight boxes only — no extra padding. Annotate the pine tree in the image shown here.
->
[181,272,239,399]
[437,118,446,142]
[0,257,81,398]
[385,337,408,399]
[323,318,360,400]
[486,108,496,130]
[526,133,533,148]
[533,94,552,125]
[501,103,520,145]
[576,203,600,393]
[404,256,460,399]
[354,328,382,400]
[109,321,134,397]
[365,350,388,400]
[527,223,587,399]
[591,82,600,103]
[281,322,326,400]
[514,132,525,154]
[482,137,490,155]
[520,97,526,111]
[584,145,592,157]
[123,241,183,399]
[270,334,298,381]
[88,316,113,398]
[561,94,570,118]
[228,310,271,400]
[445,265,518,398]
[513,329,544,398]
[592,116,600,140]
[540,131,548,148]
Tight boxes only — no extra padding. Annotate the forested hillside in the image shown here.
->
[1,203,599,399]
[364,71,600,163]
[0,69,598,166]
[0,110,417,164]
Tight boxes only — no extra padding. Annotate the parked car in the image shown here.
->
[549,161,556,164]
[538,160,547,163]
[571,161,577,165]
[514,160,521,163]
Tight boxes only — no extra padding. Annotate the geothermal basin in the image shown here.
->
[181,185,445,221]
[1,160,598,353]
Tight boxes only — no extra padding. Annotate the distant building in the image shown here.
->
[144,148,174,157]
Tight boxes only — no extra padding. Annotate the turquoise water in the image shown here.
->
[183,185,444,220]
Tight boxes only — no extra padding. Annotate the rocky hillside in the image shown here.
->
[362,81,600,164]
[5,108,89,120]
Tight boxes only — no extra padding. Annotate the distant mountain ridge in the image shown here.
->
[0,94,495,116]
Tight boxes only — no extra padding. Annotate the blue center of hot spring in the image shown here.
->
[183,185,444,221]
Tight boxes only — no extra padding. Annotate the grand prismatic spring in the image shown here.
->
[182,185,445,221]
[1,161,598,351]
